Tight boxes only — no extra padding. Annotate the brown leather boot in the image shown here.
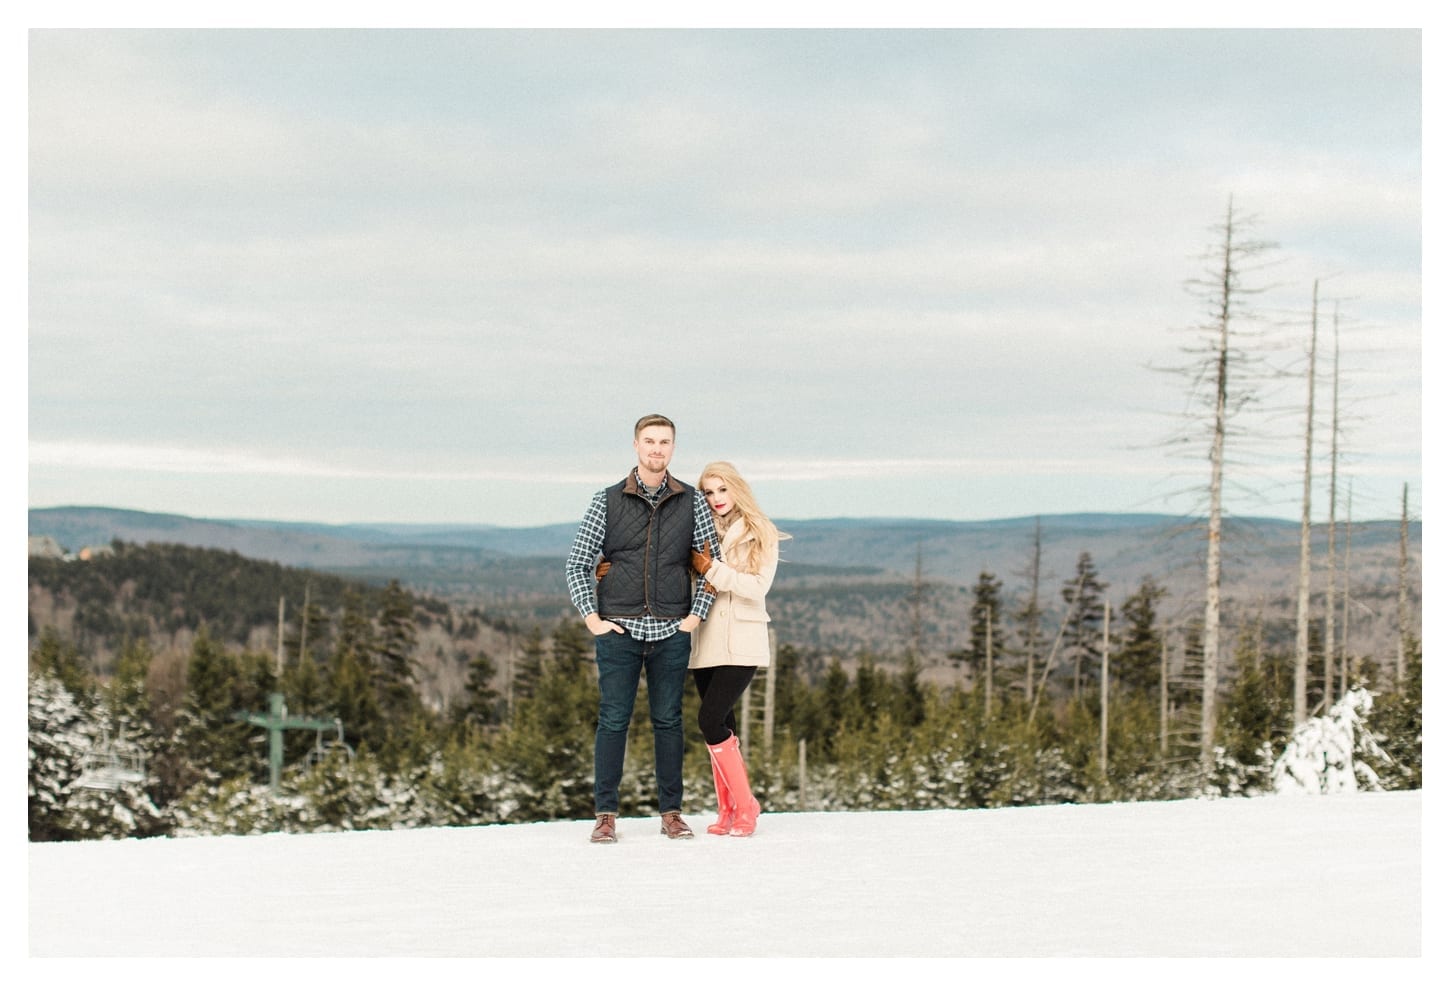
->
[659,810,694,839]
[590,813,618,844]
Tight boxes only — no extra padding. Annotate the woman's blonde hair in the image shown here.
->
[697,461,789,574]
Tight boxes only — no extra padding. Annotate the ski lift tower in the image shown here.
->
[236,691,341,793]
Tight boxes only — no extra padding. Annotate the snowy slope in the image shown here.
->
[28,792,1421,959]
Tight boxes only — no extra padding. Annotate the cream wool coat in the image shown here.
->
[689,516,777,669]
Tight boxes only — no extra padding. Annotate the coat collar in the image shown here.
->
[720,516,755,551]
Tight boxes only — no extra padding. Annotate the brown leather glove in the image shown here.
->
[595,560,611,579]
[691,549,713,576]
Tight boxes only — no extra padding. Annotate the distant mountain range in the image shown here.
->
[30,505,1421,669]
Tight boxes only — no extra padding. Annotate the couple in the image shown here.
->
[564,413,785,844]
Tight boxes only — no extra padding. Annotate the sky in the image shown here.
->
[25,792,1425,963]
[21,17,1427,529]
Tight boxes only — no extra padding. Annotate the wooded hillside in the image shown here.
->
[29,506,1422,688]
[27,532,1422,843]
[28,541,513,716]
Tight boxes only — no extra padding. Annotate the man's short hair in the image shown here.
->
[634,413,676,438]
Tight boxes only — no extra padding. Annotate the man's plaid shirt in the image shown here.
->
[565,470,718,641]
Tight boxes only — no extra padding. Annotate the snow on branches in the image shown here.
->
[1271,686,1393,795]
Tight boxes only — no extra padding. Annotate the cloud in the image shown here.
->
[29,441,377,480]
[25,29,1422,525]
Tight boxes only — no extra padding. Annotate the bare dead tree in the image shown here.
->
[1398,482,1410,686]
[1028,572,1085,726]
[1099,597,1111,779]
[1340,480,1354,698]
[1159,630,1170,757]
[298,581,312,664]
[908,541,925,659]
[1158,197,1279,769]
[1014,517,1046,707]
[275,596,286,678]
[1323,303,1343,713]
[984,604,995,718]
[1294,281,1319,725]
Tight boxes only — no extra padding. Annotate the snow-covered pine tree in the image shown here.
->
[28,669,162,840]
[1271,686,1394,794]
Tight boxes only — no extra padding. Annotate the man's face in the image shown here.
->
[634,425,675,476]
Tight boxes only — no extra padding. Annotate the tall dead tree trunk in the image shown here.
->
[764,628,777,756]
[1398,482,1410,687]
[984,605,995,718]
[1018,518,1044,707]
[1323,306,1342,713]
[276,596,286,678]
[1165,196,1276,770]
[1340,481,1353,698]
[1029,573,1084,726]
[298,581,311,664]
[1100,597,1111,779]
[909,542,925,660]
[1294,281,1319,725]
[1159,629,1170,757]
[1200,230,1232,770]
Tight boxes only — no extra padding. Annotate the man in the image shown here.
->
[565,413,717,844]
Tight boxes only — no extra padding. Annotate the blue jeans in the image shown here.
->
[593,629,691,815]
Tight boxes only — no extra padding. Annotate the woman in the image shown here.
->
[689,461,787,837]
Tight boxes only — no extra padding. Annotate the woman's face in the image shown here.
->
[700,475,735,517]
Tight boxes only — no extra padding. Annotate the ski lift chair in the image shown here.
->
[302,718,355,771]
[75,735,146,791]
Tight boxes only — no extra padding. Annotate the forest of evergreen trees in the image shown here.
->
[27,541,1422,842]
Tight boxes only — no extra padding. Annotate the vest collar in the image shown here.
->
[623,469,687,499]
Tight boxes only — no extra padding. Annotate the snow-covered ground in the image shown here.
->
[28,792,1423,962]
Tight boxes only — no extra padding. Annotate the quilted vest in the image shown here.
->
[596,472,695,618]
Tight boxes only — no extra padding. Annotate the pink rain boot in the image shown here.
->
[707,732,761,837]
[707,750,734,835]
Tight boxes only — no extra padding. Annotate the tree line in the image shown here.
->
[28,542,1421,841]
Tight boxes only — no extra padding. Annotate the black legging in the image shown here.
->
[692,665,758,746]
